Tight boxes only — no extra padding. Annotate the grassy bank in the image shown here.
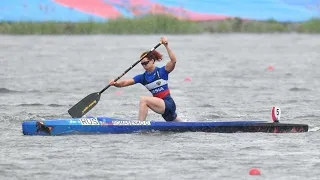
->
[200,17,320,33]
[0,15,319,34]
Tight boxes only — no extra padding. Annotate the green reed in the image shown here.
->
[0,15,319,34]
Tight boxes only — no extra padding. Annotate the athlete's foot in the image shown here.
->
[173,117,183,122]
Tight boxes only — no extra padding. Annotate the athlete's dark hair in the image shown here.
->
[140,50,163,61]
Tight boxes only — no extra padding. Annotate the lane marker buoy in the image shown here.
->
[271,106,281,122]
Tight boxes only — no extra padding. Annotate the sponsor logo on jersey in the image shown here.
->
[151,87,164,94]
[145,79,167,90]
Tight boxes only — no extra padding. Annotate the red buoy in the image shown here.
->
[249,168,261,176]
[271,106,281,122]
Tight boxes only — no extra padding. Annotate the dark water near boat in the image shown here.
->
[0,34,319,180]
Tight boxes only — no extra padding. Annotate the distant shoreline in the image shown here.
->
[0,15,319,34]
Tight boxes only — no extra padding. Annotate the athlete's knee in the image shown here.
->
[139,96,148,105]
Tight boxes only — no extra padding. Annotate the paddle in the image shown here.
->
[68,42,162,118]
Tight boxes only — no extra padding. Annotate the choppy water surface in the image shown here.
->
[0,34,319,180]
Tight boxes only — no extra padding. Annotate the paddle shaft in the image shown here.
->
[68,42,162,118]
[99,42,162,94]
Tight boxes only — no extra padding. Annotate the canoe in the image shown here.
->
[22,117,308,136]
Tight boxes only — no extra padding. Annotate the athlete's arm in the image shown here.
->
[161,37,177,73]
[109,79,135,88]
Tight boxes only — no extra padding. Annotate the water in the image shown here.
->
[1,34,319,180]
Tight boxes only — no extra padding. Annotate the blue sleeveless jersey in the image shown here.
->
[133,66,170,99]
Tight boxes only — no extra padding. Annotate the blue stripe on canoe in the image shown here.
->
[22,117,269,135]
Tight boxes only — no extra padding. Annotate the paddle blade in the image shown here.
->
[68,92,101,118]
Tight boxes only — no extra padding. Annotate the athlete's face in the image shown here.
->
[141,58,152,68]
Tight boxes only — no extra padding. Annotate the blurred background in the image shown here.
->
[0,0,319,22]
[1,2,320,180]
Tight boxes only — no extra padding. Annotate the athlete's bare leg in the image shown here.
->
[139,96,165,121]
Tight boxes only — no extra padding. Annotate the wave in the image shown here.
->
[0,88,42,94]
[240,146,264,151]
[289,87,311,92]
[285,100,298,103]
[17,103,44,107]
[48,104,64,107]
[222,85,249,89]
[16,103,64,107]
[203,114,222,119]
[120,102,134,106]
[198,104,215,108]
[308,126,320,132]
[0,88,19,93]
[294,114,320,119]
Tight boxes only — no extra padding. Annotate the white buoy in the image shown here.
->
[271,106,281,122]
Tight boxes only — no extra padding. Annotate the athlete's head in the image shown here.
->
[140,50,163,70]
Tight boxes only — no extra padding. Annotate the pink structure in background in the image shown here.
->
[54,0,121,18]
[107,0,229,20]
[1,0,318,22]
[53,0,230,20]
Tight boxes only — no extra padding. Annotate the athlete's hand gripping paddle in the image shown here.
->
[68,42,162,118]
